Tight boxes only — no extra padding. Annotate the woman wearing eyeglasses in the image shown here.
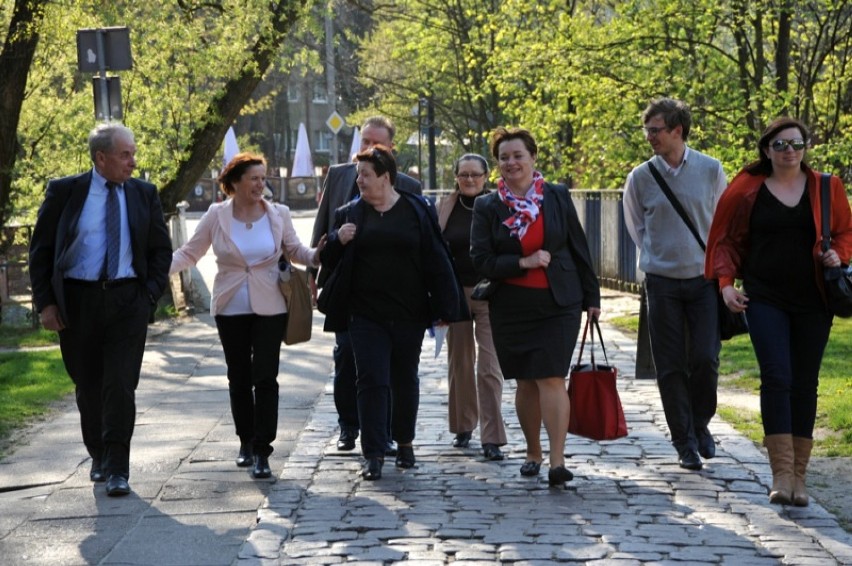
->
[470,128,601,487]
[318,144,468,481]
[706,117,852,507]
[436,154,507,461]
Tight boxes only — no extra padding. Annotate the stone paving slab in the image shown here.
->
[240,296,852,565]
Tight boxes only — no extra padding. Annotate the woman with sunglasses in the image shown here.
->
[318,144,468,481]
[706,117,852,506]
[436,154,507,461]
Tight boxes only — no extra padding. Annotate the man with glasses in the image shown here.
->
[310,116,421,454]
[623,98,728,471]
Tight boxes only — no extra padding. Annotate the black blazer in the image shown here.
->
[310,162,421,277]
[470,182,600,309]
[29,171,173,325]
[318,191,469,331]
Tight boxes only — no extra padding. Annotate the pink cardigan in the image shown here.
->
[170,199,318,316]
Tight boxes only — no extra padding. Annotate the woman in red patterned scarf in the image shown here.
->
[470,127,601,487]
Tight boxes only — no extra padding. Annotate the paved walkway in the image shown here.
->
[1,291,851,565]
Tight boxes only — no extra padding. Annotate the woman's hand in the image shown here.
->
[721,285,748,313]
[519,249,550,269]
[311,234,328,266]
[820,249,841,267]
[587,307,601,321]
[338,223,357,245]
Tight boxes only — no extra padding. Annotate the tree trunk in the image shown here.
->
[0,0,47,241]
[158,0,307,212]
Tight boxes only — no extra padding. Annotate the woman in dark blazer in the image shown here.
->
[318,144,468,481]
[470,127,600,487]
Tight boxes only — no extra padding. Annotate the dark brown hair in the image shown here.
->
[361,116,396,142]
[354,144,397,185]
[489,127,538,161]
[641,98,692,141]
[218,152,266,196]
[744,116,810,176]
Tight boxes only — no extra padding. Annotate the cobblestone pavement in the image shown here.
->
[238,291,852,565]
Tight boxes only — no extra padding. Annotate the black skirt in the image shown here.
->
[488,284,582,380]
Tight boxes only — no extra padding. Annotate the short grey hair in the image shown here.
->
[88,123,134,162]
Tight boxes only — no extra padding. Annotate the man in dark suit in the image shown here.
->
[29,123,172,496]
[310,116,421,452]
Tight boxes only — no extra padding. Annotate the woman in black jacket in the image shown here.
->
[471,127,601,487]
[318,144,468,481]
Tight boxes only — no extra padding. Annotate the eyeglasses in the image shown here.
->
[642,126,670,137]
[770,138,806,152]
[456,173,485,180]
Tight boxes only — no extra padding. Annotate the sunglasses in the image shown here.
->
[770,138,806,152]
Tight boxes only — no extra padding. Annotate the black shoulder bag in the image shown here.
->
[819,173,852,317]
[647,162,748,339]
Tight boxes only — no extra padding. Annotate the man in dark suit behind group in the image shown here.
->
[29,123,172,496]
[309,116,422,452]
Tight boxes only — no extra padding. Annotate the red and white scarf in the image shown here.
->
[498,171,545,239]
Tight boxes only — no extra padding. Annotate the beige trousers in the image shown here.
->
[447,286,507,445]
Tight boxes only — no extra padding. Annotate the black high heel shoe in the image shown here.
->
[251,455,272,479]
[548,465,574,486]
[362,457,384,480]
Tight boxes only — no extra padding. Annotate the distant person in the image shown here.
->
[309,116,421,455]
[470,127,600,487]
[29,123,173,497]
[170,152,323,480]
[318,144,467,480]
[436,154,507,460]
[623,98,727,471]
[706,117,852,506]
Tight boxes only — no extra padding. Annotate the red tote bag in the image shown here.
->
[567,316,628,441]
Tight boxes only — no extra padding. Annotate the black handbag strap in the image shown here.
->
[647,162,706,252]
[574,316,610,368]
[820,173,832,253]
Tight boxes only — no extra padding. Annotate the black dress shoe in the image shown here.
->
[362,457,383,480]
[251,455,272,479]
[520,460,542,476]
[90,459,106,483]
[384,441,398,457]
[452,431,472,448]
[678,449,703,470]
[697,429,716,459]
[548,465,574,486]
[337,429,358,451]
[236,443,254,467]
[105,475,131,497]
[395,445,416,469]
[482,444,505,461]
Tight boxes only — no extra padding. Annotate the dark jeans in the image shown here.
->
[348,315,424,459]
[59,281,150,479]
[215,313,287,457]
[746,300,832,437]
[645,274,721,453]
[333,331,359,431]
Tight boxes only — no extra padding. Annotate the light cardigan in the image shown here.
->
[170,198,318,316]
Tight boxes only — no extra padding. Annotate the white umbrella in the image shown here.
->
[223,126,239,168]
[291,123,314,177]
[348,127,361,162]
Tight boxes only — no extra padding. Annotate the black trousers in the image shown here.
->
[215,313,286,457]
[59,280,150,479]
[645,274,721,454]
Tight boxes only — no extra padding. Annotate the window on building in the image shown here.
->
[312,81,328,103]
[287,84,299,102]
[315,131,332,153]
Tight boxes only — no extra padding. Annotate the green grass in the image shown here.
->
[0,349,72,458]
[0,325,60,348]
[609,314,852,457]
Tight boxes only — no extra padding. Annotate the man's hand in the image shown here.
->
[40,304,65,332]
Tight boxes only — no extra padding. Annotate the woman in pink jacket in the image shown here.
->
[170,152,323,479]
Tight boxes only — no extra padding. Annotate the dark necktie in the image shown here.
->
[105,181,120,280]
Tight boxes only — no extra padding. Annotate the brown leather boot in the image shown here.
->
[764,434,794,505]
[792,437,813,507]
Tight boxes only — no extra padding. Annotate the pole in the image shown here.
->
[427,96,436,191]
[95,30,110,121]
[324,9,338,164]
